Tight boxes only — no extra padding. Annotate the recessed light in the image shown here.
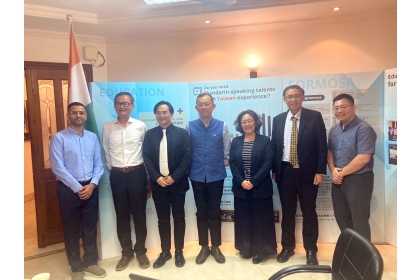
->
[205,19,210,24]
[333,7,340,11]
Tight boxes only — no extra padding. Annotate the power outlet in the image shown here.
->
[84,46,97,61]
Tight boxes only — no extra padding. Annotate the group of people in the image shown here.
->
[49,85,377,280]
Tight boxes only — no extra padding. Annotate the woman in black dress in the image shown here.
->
[229,109,277,264]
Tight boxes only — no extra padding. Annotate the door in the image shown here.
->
[24,61,93,248]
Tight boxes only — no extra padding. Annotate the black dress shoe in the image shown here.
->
[210,246,226,264]
[241,253,253,259]
[252,254,265,264]
[116,255,134,271]
[196,247,211,264]
[306,249,319,265]
[137,253,150,269]
[153,251,172,268]
[175,250,186,267]
[276,248,295,263]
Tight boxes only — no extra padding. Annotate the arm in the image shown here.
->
[340,154,372,177]
[49,134,82,193]
[328,149,343,184]
[250,137,274,188]
[142,130,162,183]
[102,126,112,170]
[90,134,104,186]
[271,117,278,181]
[170,130,191,183]
[223,123,231,166]
[229,138,253,190]
[315,111,328,176]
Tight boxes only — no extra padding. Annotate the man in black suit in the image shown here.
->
[271,85,327,265]
[143,101,191,268]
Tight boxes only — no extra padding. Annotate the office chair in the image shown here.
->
[129,273,159,280]
[268,228,384,280]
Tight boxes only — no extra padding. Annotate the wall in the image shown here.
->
[105,15,396,82]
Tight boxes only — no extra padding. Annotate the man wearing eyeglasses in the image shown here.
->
[50,102,106,280]
[186,93,231,265]
[102,92,150,271]
[143,101,191,268]
[327,93,376,241]
[271,85,327,265]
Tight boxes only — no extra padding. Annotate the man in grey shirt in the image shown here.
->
[327,93,377,241]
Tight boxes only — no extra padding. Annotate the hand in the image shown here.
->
[272,173,276,181]
[78,184,95,200]
[163,175,175,186]
[313,174,324,186]
[156,176,169,187]
[241,180,253,190]
[224,158,230,167]
[331,167,343,185]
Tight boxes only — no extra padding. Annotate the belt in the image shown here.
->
[78,179,92,186]
[282,161,299,168]
[112,163,144,173]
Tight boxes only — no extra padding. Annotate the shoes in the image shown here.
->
[153,251,172,268]
[306,249,319,265]
[137,253,150,269]
[210,246,226,264]
[196,246,211,264]
[175,249,186,267]
[277,248,295,263]
[116,255,134,271]
[252,254,265,264]
[241,253,253,259]
[72,272,84,280]
[84,265,107,278]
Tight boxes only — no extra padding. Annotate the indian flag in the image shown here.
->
[68,23,98,135]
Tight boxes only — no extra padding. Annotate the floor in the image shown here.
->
[24,199,397,280]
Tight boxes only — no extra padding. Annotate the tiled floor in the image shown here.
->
[24,200,397,280]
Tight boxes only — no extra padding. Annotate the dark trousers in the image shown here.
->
[191,179,224,247]
[110,166,148,257]
[57,181,99,272]
[331,171,374,241]
[278,164,319,252]
[152,188,186,252]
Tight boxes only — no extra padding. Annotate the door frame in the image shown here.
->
[24,61,93,247]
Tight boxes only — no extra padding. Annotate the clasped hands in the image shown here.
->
[77,183,95,200]
[241,179,253,190]
[156,175,175,187]
[331,168,344,184]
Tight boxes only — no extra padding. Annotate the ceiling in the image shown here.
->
[24,0,397,41]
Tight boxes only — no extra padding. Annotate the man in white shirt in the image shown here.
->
[102,92,150,271]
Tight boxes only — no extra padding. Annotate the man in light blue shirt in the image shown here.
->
[50,102,105,280]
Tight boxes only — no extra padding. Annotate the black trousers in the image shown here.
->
[109,166,148,257]
[278,164,319,252]
[191,179,224,247]
[331,171,374,241]
[152,188,186,252]
[57,181,99,272]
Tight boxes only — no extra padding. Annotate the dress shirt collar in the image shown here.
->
[67,126,84,136]
[287,108,302,120]
[199,117,213,127]
[114,116,134,125]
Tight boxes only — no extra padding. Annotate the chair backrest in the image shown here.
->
[331,228,384,280]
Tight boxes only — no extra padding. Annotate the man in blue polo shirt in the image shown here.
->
[186,93,231,265]
[327,93,377,241]
[50,102,105,280]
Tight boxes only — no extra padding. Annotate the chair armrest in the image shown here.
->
[268,265,332,280]
[129,273,159,280]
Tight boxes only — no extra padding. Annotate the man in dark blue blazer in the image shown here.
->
[271,85,327,265]
[143,101,191,269]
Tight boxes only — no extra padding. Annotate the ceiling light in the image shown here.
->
[204,14,210,23]
[143,0,191,5]
[333,7,340,11]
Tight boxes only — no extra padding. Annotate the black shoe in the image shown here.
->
[136,253,150,269]
[241,253,253,259]
[196,247,211,264]
[277,248,295,263]
[306,249,319,265]
[210,246,226,264]
[153,251,172,268]
[252,254,265,264]
[116,255,134,271]
[175,250,186,267]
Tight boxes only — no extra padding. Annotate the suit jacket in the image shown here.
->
[271,107,327,184]
[143,123,191,195]
[229,133,273,199]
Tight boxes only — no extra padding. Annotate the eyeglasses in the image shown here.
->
[114,102,133,107]
[155,111,170,116]
[284,94,303,101]
[241,119,254,125]
[69,111,86,116]
[196,103,212,108]
[333,105,353,111]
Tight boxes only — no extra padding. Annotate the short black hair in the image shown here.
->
[68,102,86,111]
[114,92,135,104]
[153,101,174,114]
[283,85,305,97]
[196,93,215,104]
[333,93,354,105]
[233,109,263,134]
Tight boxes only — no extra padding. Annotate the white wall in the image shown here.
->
[105,15,396,82]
